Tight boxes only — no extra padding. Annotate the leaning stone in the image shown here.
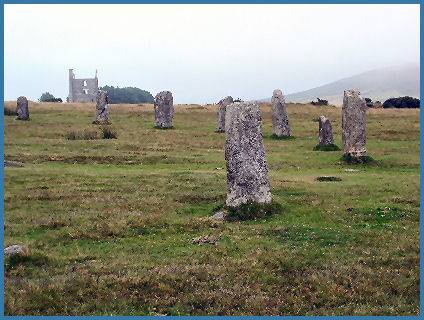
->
[342,90,367,159]
[93,90,109,124]
[4,244,28,258]
[225,102,272,207]
[318,116,334,146]
[154,91,174,128]
[16,96,30,120]
[216,96,234,132]
[271,89,291,137]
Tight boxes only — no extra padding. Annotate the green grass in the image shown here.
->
[313,143,340,151]
[4,101,420,315]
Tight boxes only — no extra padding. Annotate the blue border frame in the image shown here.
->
[1,0,422,318]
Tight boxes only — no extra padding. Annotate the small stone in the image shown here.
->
[211,211,226,220]
[225,101,272,207]
[271,89,291,137]
[4,244,28,258]
[216,96,234,132]
[345,168,359,172]
[342,90,367,159]
[4,160,24,167]
[93,90,109,124]
[16,96,30,120]
[318,116,334,146]
[192,235,219,245]
[154,91,174,128]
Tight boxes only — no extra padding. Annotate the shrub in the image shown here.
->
[4,106,17,116]
[66,129,98,140]
[383,96,420,109]
[226,201,282,221]
[342,154,374,164]
[270,134,294,140]
[101,126,117,139]
[313,144,340,151]
[316,176,342,182]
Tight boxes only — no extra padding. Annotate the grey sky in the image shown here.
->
[4,4,420,104]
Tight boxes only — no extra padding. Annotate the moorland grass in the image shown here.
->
[4,101,420,316]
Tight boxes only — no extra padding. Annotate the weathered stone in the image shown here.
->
[93,90,109,124]
[225,102,272,207]
[342,90,367,158]
[192,235,219,245]
[271,89,291,137]
[318,116,334,146]
[154,91,174,128]
[16,96,29,120]
[4,244,28,258]
[211,211,226,220]
[216,96,234,132]
[4,160,24,168]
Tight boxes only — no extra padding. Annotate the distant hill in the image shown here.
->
[263,63,419,105]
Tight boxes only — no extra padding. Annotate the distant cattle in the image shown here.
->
[311,98,328,106]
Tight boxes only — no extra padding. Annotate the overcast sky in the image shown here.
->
[4,4,420,103]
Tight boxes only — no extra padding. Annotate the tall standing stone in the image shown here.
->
[93,90,109,124]
[16,96,29,121]
[225,102,272,207]
[318,116,334,146]
[216,96,234,132]
[271,89,291,137]
[342,90,367,159]
[154,91,174,129]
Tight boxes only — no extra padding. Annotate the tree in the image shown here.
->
[39,92,62,103]
[100,86,155,104]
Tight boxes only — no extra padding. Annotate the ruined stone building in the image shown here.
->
[68,69,98,103]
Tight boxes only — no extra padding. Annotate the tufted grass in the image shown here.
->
[3,101,420,315]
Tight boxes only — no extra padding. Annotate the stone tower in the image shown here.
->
[68,69,99,103]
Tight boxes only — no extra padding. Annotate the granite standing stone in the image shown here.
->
[318,116,334,146]
[154,91,174,128]
[271,89,291,137]
[16,96,29,120]
[342,90,367,158]
[93,90,109,124]
[216,96,234,132]
[225,102,272,207]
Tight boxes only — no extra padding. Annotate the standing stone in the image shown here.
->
[318,116,334,146]
[342,90,367,158]
[93,90,109,124]
[225,102,272,207]
[216,96,234,132]
[154,91,174,128]
[16,96,29,120]
[271,89,291,137]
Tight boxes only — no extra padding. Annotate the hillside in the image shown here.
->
[264,64,419,105]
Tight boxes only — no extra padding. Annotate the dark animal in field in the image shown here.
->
[311,98,328,106]
[364,98,374,108]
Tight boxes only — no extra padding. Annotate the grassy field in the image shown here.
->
[4,101,420,315]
